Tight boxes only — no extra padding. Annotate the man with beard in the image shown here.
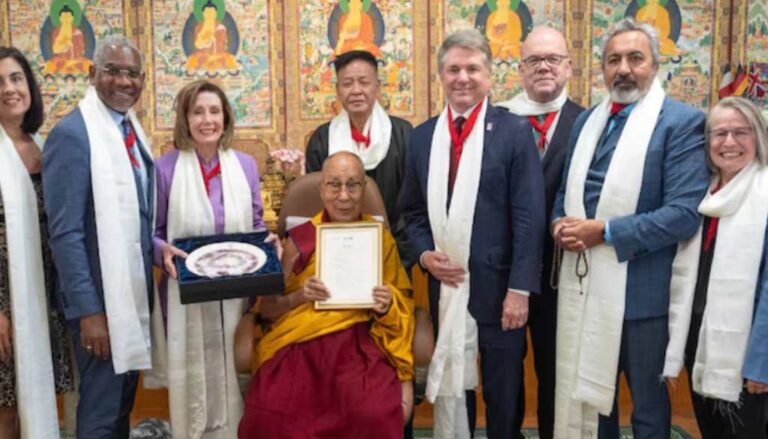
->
[497,26,583,439]
[551,19,709,439]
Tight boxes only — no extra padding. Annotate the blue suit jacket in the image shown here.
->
[744,229,768,383]
[553,97,709,320]
[43,108,155,321]
[400,104,546,325]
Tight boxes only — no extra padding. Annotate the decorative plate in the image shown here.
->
[185,242,267,278]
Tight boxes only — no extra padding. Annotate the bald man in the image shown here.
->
[497,26,584,439]
[239,152,415,437]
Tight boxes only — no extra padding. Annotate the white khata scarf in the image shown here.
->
[497,88,567,149]
[0,127,58,438]
[425,98,487,439]
[163,149,251,438]
[328,101,392,170]
[79,86,152,374]
[554,78,676,438]
[664,162,768,402]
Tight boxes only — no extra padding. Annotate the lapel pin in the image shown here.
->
[486,122,493,131]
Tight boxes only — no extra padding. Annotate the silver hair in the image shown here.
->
[600,18,660,67]
[92,34,143,67]
[437,29,492,72]
[706,97,768,171]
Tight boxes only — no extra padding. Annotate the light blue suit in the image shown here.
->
[43,107,154,438]
[552,97,709,439]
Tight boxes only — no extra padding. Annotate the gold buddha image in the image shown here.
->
[333,0,382,58]
[43,0,92,75]
[485,0,524,59]
[634,0,680,57]
[186,0,241,73]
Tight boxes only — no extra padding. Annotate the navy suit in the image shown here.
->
[401,104,546,438]
[43,108,154,438]
[553,97,709,439]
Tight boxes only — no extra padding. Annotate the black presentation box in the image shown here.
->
[173,231,284,304]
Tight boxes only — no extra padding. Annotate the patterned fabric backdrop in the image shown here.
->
[150,0,274,130]
[0,0,760,157]
[4,0,124,132]
[589,0,715,108]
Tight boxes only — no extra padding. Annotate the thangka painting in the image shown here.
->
[746,1,768,111]
[297,0,416,119]
[7,0,123,132]
[443,0,565,103]
[590,0,715,108]
[151,0,273,129]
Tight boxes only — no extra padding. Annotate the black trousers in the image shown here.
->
[686,311,768,439]
[513,290,557,439]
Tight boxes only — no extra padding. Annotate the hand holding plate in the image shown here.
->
[163,244,189,279]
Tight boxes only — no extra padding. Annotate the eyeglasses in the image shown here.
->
[323,180,364,195]
[709,127,753,143]
[99,65,143,79]
[521,54,569,68]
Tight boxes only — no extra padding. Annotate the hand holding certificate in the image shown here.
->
[315,222,383,309]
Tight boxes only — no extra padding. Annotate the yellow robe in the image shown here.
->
[254,212,414,381]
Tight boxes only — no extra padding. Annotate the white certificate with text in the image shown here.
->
[315,222,382,309]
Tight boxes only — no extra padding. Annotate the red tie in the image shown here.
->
[610,102,628,115]
[527,111,557,151]
[447,102,484,191]
[198,158,221,195]
[122,121,140,169]
[350,125,371,148]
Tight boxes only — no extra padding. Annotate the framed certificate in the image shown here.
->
[315,222,383,310]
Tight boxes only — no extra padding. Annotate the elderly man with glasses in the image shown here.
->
[238,151,415,438]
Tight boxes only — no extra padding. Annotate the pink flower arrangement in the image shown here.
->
[269,149,305,182]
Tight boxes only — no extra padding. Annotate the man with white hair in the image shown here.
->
[497,26,584,439]
[401,29,545,438]
[551,18,709,438]
[44,35,153,437]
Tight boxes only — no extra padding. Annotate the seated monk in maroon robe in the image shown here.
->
[238,151,414,438]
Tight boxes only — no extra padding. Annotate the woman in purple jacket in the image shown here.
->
[153,80,276,438]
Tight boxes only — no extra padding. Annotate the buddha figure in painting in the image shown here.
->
[44,2,92,75]
[334,0,381,58]
[186,0,241,72]
[635,0,680,56]
[486,0,524,59]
